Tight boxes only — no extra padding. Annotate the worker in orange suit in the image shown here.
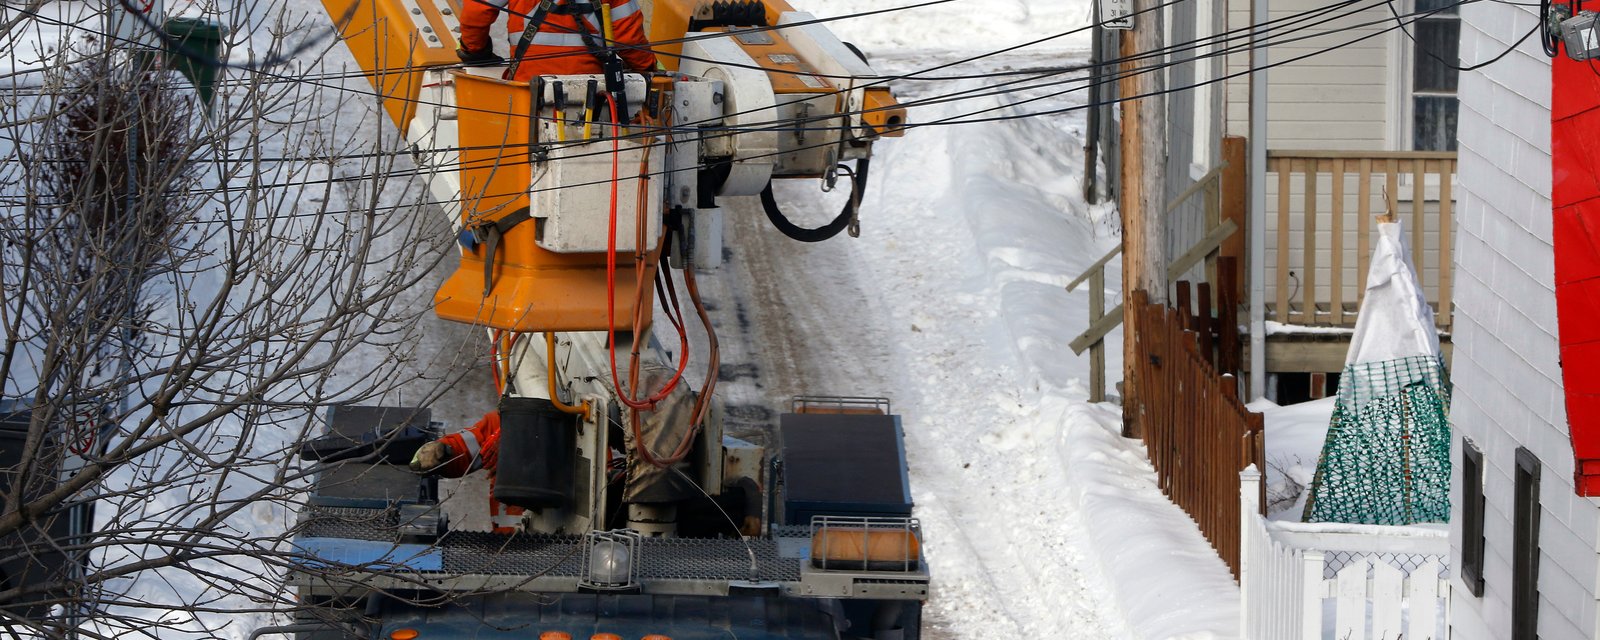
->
[456,0,657,81]
[410,410,526,533]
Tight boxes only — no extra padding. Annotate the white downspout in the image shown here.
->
[1248,0,1268,400]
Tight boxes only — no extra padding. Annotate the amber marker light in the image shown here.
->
[389,630,419,640]
[540,633,572,640]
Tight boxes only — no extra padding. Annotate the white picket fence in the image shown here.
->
[1239,467,1451,640]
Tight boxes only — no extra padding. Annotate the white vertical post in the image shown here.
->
[1240,466,1262,639]
[1247,0,1269,399]
[1334,557,1368,640]
[1300,550,1324,640]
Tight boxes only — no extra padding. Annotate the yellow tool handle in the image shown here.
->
[600,1,614,44]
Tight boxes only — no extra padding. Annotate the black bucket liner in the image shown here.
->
[492,397,576,509]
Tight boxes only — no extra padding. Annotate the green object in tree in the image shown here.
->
[161,18,226,109]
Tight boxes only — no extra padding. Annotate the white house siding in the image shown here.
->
[1451,3,1600,640]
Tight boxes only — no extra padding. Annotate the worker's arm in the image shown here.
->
[410,411,501,477]
[608,0,656,73]
[457,0,504,56]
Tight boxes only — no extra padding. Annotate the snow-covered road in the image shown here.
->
[686,10,1246,631]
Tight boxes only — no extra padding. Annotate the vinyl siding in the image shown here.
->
[1225,0,1394,149]
[1450,2,1600,639]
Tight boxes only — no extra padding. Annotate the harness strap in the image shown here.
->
[466,207,534,296]
[569,2,631,123]
[509,0,640,78]
[507,0,558,79]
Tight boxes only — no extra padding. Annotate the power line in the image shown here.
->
[0,0,1509,211]
[5,0,1385,164]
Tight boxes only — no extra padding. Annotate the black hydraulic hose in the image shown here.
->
[759,158,871,243]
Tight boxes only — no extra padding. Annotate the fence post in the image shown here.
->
[1218,257,1240,375]
[1198,282,1215,366]
[1301,550,1326,640]
[1239,466,1262,639]
[1221,137,1248,303]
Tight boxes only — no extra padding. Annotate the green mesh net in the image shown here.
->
[1302,355,1452,525]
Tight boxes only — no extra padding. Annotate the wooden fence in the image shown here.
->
[1266,150,1457,330]
[1130,288,1264,578]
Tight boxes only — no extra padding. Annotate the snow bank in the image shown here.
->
[1060,401,1242,639]
[823,50,1239,634]
[1251,396,1335,521]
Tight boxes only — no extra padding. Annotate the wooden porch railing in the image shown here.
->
[1266,150,1457,330]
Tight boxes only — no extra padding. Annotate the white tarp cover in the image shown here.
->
[1345,220,1442,365]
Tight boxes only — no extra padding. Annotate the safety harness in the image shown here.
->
[505,0,634,122]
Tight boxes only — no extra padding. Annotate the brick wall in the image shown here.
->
[1452,3,1600,639]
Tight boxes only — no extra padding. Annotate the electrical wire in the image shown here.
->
[4,0,1428,205]
[601,93,689,414]
[1541,0,1565,56]
[2,0,1390,172]
[0,0,1516,215]
[1385,0,1542,71]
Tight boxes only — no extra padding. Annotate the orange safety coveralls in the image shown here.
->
[458,0,657,81]
[435,410,526,533]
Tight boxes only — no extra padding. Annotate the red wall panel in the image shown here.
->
[1552,49,1600,495]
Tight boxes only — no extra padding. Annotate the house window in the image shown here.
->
[1411,0,1459,151]
[1461,438,1486,597]
[1513,447,1541,640]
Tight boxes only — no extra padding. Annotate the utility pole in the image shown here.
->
[1084,19,1102,205]
[1119,0,1166,439]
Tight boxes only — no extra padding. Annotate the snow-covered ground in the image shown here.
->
[684,2,1243,637]
[4,0,1250,637]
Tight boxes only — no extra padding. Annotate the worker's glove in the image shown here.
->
[456,47,505,67]
[409,440,453,474]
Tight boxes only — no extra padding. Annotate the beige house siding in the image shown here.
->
[1225,0,1395,149]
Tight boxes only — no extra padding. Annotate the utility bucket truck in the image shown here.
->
[268,0,923,638]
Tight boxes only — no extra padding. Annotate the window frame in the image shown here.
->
[1387,0,1460,202]
[1512,446,1542,640]
[1391,0,1461,152]
[1460,437,1486,598]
